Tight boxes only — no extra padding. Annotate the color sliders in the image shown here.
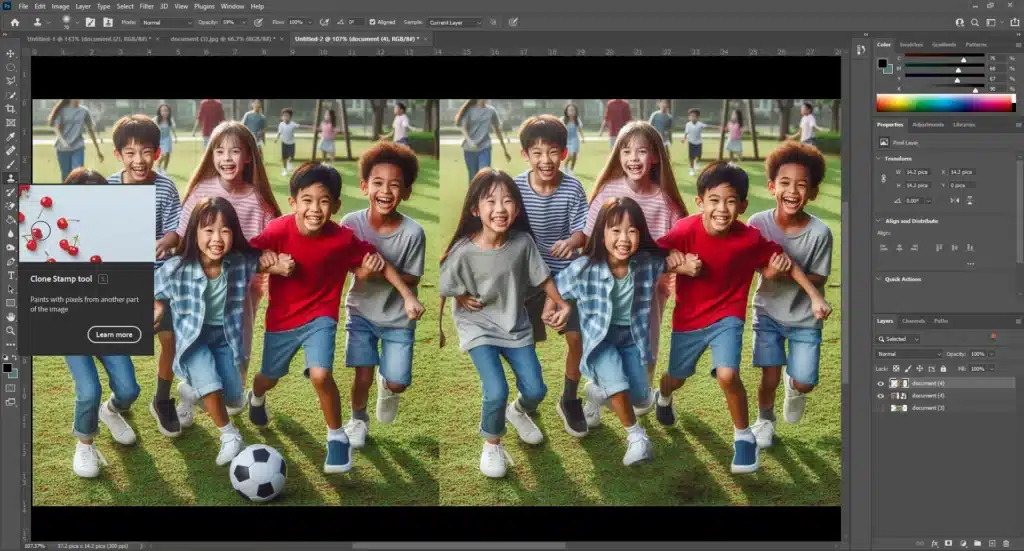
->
[876,93,1016,113]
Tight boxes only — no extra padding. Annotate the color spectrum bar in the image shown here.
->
[876,93,1016,113]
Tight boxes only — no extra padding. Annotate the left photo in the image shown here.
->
[30,98,442,506]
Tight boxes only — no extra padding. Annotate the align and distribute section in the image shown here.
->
[18,185,155,355]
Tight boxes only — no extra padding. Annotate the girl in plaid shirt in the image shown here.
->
[155,197,292,466]
[551,197,697,466]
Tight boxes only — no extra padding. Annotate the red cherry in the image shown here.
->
[46,258,56,263]
[67,246,79,256]
[57,217,68,230]
[40,196,52,208]
[31,228,42,239]
[90,255,101,263]
[17,211,24,223]
[25,239,36,251]
[58,239,69,250]
[18,184,29,195]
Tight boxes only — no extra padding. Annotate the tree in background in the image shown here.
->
[776,99,795,140]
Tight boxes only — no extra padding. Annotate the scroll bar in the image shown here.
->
[1018,156,1023,297]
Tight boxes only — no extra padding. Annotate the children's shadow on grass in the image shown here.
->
[768,436,841,504]
[101,413,178,505]
[575,416,729,505]
[508,412,597,506]
[675,412,787,505]
[167,421,243,505]
[271,414,437,505]
[361,435,439,505]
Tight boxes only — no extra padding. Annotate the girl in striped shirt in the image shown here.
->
[174,121,282,426]
[585,121,688,394]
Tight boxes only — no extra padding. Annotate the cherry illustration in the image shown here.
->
[89,255,101,263]
[46,258,56,263]
[58,239,69,250]
[31,227,42,239]
[18,184,29,196]
[40,196,53,208]
[57,218,68,229]
[25,239,36,251]
[17,211,23,223]
[67,245,79,257]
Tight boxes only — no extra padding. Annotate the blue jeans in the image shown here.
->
[463,147,492,183]
[179,324,244,408]
[344,314,415,386]
[751,313,823,386]
[260,316,338,380]
[66,355,139,439]
[56,147,85,182]
[667,316,745,380]
[585,325,649,405]
[468,344,548,439]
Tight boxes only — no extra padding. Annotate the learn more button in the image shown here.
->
[88,326,142,344]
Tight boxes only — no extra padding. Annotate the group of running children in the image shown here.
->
[64,113,426,479]
[439,112,832,478]
[63,103,833,483]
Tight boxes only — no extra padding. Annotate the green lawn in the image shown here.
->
[31,135,842,507]
[437,137,842,506]
[31,138,443,506]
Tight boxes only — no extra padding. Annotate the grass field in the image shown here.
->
[30,134,842,507]
[31,137,444,506]
[437,137,842,506]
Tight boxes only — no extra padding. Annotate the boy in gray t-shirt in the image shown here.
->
[747,142,833,449]
[340,143,427,449]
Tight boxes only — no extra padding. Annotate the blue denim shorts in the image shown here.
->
[667,316,745,380]
[260,316,338,380]
[344,314,415,386]
[585,324,649,405]
[751,313,823,386]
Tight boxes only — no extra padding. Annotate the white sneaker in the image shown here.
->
[375,374,400,424]
[343,418,368,449]
[281,168,288,176]
[216,430,244,466]
[751,418,776,449]
[505,399,544,445]
[689,168,696,176]
[632,388,657,416]
[783,372,807,424]
[98,398,136,445]
[582,381,608,428]
[623,429,654,466]
[176,382,199,428]
[72,441,108,478]
[480,441,513,478]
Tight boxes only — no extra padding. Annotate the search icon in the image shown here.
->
[956,17,965,27]
[5,326,13,335]
[971,17,980,26]
[878,336,886,343]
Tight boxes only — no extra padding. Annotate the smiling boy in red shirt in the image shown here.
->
[654,162,831,474]
[246,162,425,475]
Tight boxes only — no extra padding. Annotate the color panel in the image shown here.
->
[876,93,1016,113]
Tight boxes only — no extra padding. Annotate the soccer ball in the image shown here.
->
[230,444,287,502]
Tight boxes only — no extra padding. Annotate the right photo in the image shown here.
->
[438,99,842,505]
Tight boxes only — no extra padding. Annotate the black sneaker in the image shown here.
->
[150,398,182,438]
[248,390,269,427]
[556,397,588,438]
[655,395,676,426]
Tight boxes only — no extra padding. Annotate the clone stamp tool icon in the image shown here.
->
[17,185,102,263]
